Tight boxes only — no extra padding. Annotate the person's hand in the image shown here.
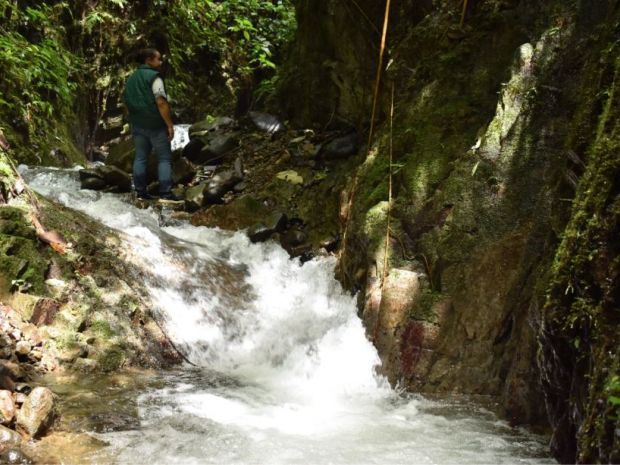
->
[167,125,174,141]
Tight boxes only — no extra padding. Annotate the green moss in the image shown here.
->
[0,233,48,295]
[0,206,37,239]
[90,320,115,339]
[54,332,79,352]
[541,38,620,463]
[98,346,125,372]
[411,289,445,323]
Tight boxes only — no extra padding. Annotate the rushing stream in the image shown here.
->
[22,160,554,464]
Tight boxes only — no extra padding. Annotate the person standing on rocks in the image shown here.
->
[123,48,180,201]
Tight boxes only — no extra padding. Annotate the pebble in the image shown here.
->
[15,342,31,356]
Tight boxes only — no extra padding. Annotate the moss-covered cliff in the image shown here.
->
[279,0,620,461]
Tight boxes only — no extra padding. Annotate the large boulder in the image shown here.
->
[189,116,235,138]
[105,137,134,173]
[16,387,55,438]
[172,157,196,185]
[98,166,132,192]
[79,177,107,191]
[200,133,239,164]
[182,138,206,164]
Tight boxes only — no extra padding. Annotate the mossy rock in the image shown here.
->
[0,234,47,295]
[97,346,126,372]
[0,206,37,239]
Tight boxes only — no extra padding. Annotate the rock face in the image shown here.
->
[282,0,620,462]
[16,387,55,438]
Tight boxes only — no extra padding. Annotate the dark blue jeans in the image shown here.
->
[131,126,173,195]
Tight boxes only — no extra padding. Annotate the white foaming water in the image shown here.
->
[24,168,553,464]
[171,124,191,152]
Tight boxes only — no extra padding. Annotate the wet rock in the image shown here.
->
[172,156,196,185]
[0,391,15,425]
[105,137,134,174]
[98,166,132,192]
[17,387,55,438]
[184,183,207,211]
[281,229,307,249]
[319,131,360,160]
[319,235,339,252]
[248,111,285,134]
[79,177,107,191]
[182,138,206,163]
[0,425,21,451]
[204,170,242,204]
[247,224,276,243]
[199,134,239,164]
[247,212,288,243]
[78,169,103,184]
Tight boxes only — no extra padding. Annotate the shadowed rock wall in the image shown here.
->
[279,0,620,461]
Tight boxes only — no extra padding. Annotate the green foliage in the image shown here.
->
[606,375,620,411]
[152,0,296,109]
[0,0,296,162]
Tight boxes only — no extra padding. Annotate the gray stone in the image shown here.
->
[16,387,55,438]
[200,134,239,164]
[184,183,208,212]
[0,425,21,451]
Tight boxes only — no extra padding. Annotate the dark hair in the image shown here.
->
[135,48,159,64]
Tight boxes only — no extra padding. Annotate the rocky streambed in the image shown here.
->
[82,113,361,261]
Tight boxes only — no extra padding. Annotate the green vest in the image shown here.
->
[123,65,166,129]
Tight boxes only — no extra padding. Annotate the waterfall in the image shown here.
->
[22,166,553,464]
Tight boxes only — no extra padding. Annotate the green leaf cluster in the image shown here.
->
[0,1,78,146]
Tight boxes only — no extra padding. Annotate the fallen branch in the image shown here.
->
[0,128,69,254]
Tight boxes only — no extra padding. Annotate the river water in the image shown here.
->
[22,161,554,465]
